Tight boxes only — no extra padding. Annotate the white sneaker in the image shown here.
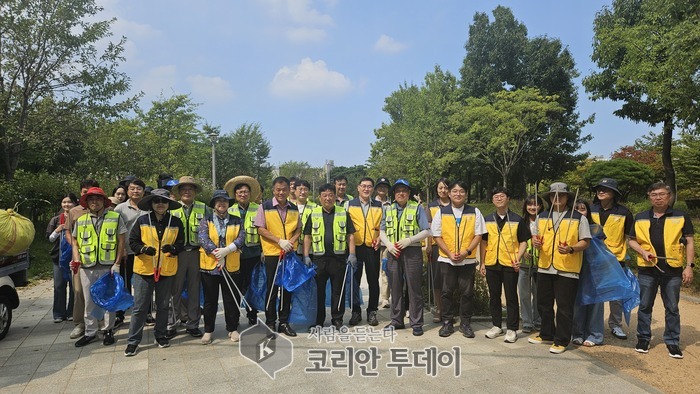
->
[70,325,84,339]
[201,332,212,345]
[229,331,240,342]
[485,326,504,339]
[504,330,518,343]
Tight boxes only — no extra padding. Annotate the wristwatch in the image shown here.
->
[568,246,574,254]
[688,263,696,268]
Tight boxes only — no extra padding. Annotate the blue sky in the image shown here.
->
[99,0,654,168]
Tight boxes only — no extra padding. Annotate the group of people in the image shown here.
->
[47,173,695,359]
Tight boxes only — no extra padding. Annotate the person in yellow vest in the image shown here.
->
[347,177,383,326]
[426,178,451,323]
[254,176,301,337]
[528,182,591,354]
[374,177,392,309]
[124,189,184,356]
[589,178,634,340]
[334,175,353,209]
[198,190,246,344]
[288,176,299,205]
[294,180,317,256]
[70,187,127,347]
[379,179,430,336]
[168,176,208,338]
[628,182,695,359]
[431,180,485,338]
[225,175,263,326]
[480,187,530,343]
[519,194,544,333]
[303,183,356,329]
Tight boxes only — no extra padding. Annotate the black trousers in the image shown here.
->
[537,273,579,346]
[240,255,261,321]
[440,263,475,324]
[264,255,292,325]
[201,270,244,333]
[117,254,135,318]
[353,245,380,314]
[485,267,520,331]
[314,254,347,325]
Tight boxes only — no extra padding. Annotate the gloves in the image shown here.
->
[278,239,293,252]
[303,255,313,267]
[162,244,176,255]
[141,246,157,256]
[385,243,400,258]
[213,247,231,260]
[111,264,120,275]
[347,253,357,269]
[216,256,226,269]
[70,260,81,274]
[396,237,412,250]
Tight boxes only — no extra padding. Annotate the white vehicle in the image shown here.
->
[0,251,29,340]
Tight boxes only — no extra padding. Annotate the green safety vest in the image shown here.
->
[297,201,318,254]
[171,201,206,247]
[385,201,419,243]
[229,202,260,247]
[310,205,347,255]
[76,211,120,267]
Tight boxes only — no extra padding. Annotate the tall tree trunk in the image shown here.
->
[662,117,676,206]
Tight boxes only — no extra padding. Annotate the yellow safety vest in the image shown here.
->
[296,201,318,254]
[385,201,420,244]
[590,207,629,261]
[229,202,260,247]
[199,217,241,272]
[260,200,299,256]
[437,205,477,259]
[76,211,120,267]
[133,214,179,276]
[347,199,382,247]
[536,211,584,273]
[309,206,347,255]
[483,211,522,267]
[633,210,687,268]
[171,201,206,247]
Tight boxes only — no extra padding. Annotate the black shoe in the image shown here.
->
[155,337,170,348]
[412,326,424,336]
[278,323,297,337]
[460,324,475,338]
[439,322,454,337]
[114,315,124,328]
[349,312,362,326]
[667,344,683,359]
[164,329,177,340]
[145,314,155,326]
[103,329,115,346]
[367,311,378,326]
[266,322,276,332]
[383,322,405,330]
[124,344,138,357]
[332,320,343,331]
[187,328,204,338]
[635,339,650,354]
[75,335,96,347]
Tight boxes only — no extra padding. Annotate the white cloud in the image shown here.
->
[286,26,327,43]
[260,0,334,25]
[269,58,351,99]
[186,75,235,102]
[138,65,178,97]
[373,34,407,54]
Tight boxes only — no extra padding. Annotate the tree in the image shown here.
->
[0,0,134,181]
[673,132,700,200]
[583,0,700,203]
[584,159,655,199]
[216,122,273,186]
[449,88,565,188]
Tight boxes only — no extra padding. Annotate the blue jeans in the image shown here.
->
[518,266,540,329]
[52,263,74,320]
[637,274,681,345]
[572,302,604,344]
[127,274,173,345]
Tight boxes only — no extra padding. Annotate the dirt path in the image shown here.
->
[578,291,700,393]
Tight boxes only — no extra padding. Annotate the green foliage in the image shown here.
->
[0,170,78,222]
[0,0,135,181]
[584,159,655,199]
[330,165,368,193]
[216,122,273,189]
[673,132,700,199]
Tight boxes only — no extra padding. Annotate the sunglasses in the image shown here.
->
[152,198,169,204]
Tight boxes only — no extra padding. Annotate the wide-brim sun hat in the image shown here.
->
[171,176,202,196]
[541,182,575,202]
[137,188,182,211]
[224,175,262,202]
[79,187,112,209]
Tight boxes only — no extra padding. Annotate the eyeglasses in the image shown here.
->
[649,192,669,198]
[451,190,466,195]
[359,184,373,189]
[492,193,506,199]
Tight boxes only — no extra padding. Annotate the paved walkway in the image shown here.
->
[0,280,659,393]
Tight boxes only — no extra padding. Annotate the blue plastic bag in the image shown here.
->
[59,232,72,282]
[245,261,267,311]
[577,238,640,314]
[90,272,134,312]
[290,278,317,327]
[274,253,317,292]
[181,282,205,308]
[622,266,641,325]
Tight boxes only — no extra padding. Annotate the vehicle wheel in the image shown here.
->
[0,296,12,341]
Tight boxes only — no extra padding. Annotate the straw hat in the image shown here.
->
[171,176,202,195]
[224,175,261,202]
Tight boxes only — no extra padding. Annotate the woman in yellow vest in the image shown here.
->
[519,194,544,334]
[528,182,591,355]
[125,189,184,356]
[426,178,451,323]
[198,190,246,345]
